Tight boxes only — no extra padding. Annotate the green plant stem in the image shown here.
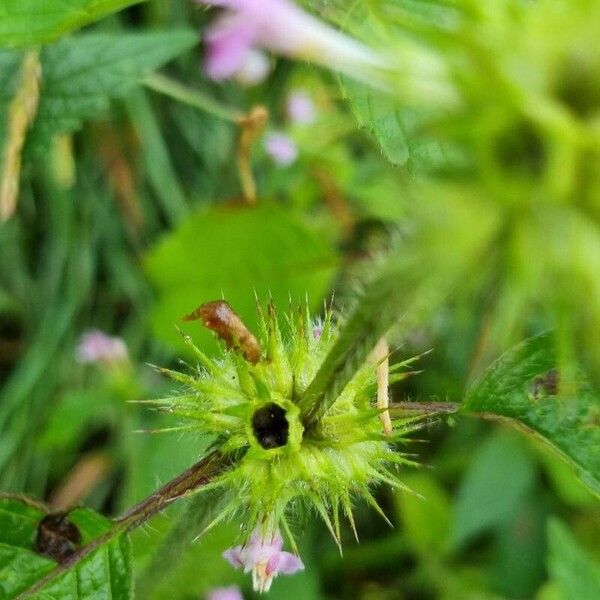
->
[143,73,243,123]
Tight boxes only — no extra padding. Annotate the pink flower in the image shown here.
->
[75,330,128,365]
[286,90,316,125]
[223,527,304,593]
[206,586,244,600]
[312,322,323,340]
[264,132,298,166]
[200,0,386,84]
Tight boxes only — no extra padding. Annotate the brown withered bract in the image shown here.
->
[35,513,82,563]
[183,300,261,364]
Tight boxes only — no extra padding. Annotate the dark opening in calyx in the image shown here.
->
[252,403,289,449]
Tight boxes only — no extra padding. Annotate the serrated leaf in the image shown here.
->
[547,519,600,600]
[342,79,409,166]
[28,30,198,144]
[341,77,454,171]
[462,333,600,498]
[144,203,339,355]
[0,0,144,48]
[0,495,132,599]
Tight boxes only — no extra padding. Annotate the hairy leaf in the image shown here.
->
[31,30,198,143]
[341,79,450,170]
[462,333,600,497]
[0,0,144,47]
[0,31,197,151]
[0,495,131,599]
[299,185,500,425]
[144,203,339,355]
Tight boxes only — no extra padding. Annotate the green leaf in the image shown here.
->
[341,78,460,171]
[547,519,600,600]
[534,442,597,508]
[450,431,536,549]
[0,0,144,48]
[342,79,409,166]
[0,31,197,151]
[0,495,132,599]
[490,490,547,598]
[136,491,244,600]
[29,30,198,144]
[144,203,339,355]
[394,473,451,557]
[461,333,600,497]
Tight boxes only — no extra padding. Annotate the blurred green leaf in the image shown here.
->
[451,431,536,549]
[534,442,597,509]
[137,493,245,600]
[28,30,198,144]
[0,0,144,47]
[547,519,600,600]
[536,582,562,600]
[0,495,131,599]
[341,79,451,171]
[144,203,339,355]
[394,472,451,557]
[341,80,409,166]
[38,389,114,454]
[266,530,325,600]
[462,333,600,498]
[490,491,547,598]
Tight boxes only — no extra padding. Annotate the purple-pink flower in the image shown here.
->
[286,90,316,125]
[200,0,386,85]
[223,527,304,593]
[206,586,244,600]
[75,330,128,365]
[264,132,298,166]
[312,322,323,340]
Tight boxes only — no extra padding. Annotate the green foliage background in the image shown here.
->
[0,0,599,599]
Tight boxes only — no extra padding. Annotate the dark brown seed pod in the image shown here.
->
[35,513,82,563]
[251,403,289,449]
[183,300,261,364]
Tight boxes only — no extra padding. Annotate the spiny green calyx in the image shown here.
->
[153,300,418,548]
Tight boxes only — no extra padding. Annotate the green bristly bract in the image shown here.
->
[152,304,419,549]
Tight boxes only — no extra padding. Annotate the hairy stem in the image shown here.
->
[299,252,425,428]
[388,401,460,414]
[115,449,229,530]
[143,73,242,122]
